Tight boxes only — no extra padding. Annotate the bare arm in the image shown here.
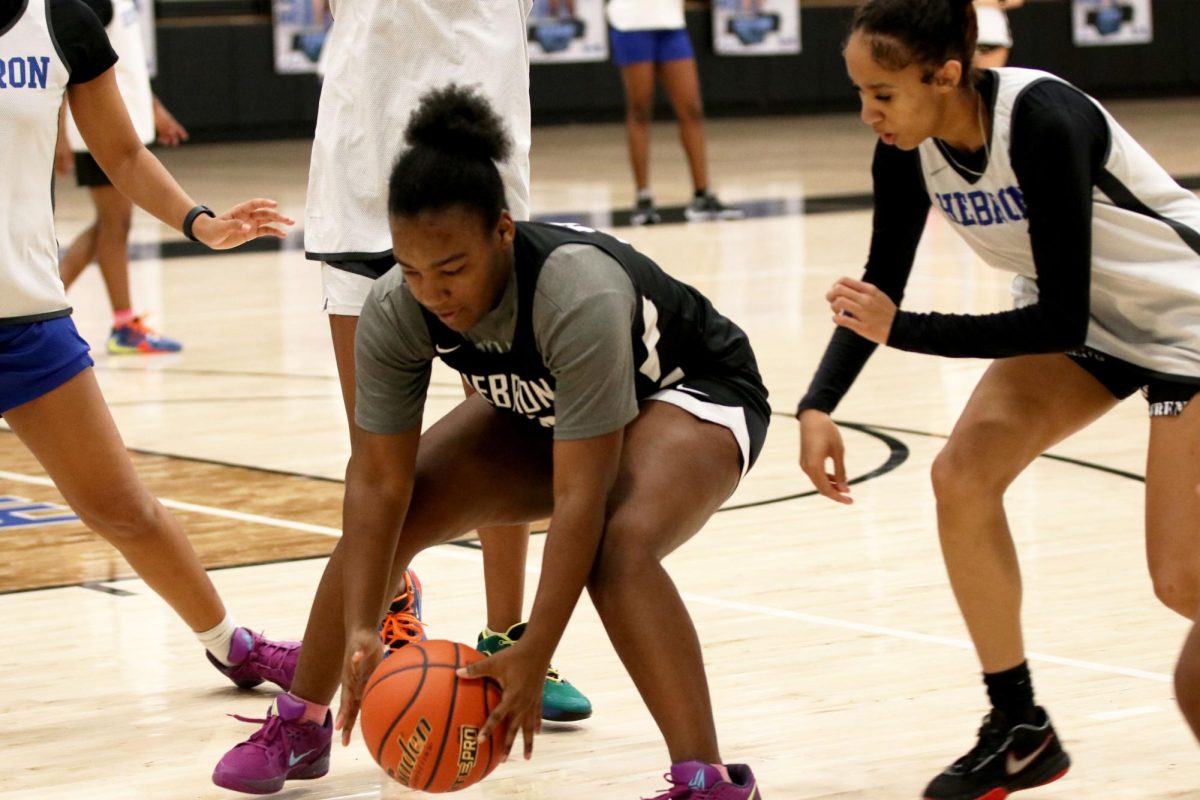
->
[468,429,622,758]
[334,423,422,742]
[67,69,291,248]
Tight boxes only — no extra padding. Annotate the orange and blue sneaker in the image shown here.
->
[106,315,182,354]
[206,627,301,691]
[477,621,592,722]
[646,762,762,799]
[379,568,425,655]
[212,693,332,794]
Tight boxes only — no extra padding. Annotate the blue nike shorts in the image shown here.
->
[609,28,694,67]
[0,316,94,414]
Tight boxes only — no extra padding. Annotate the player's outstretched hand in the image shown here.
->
[335,627,384,747]
[458,643,544,762]
[827,277,897,345]
[192,199,294,250]
[799,409,852,504]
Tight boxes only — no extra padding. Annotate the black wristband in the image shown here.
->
[183,205,215,242]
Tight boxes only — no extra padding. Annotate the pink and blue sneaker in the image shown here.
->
[646,761,762,799]
[206,628,301,691]
[106,316,182,354]
[212,693,331,794]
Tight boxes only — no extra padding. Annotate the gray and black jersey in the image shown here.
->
[801,67,1200,414]
[355,221,769,440]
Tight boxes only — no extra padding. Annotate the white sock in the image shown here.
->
[196,613,239,666]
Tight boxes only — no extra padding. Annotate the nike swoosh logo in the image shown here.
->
[435,344,461,354]
[675,385,709,399]
[1006,734,1053,775]
[288,748,315,767]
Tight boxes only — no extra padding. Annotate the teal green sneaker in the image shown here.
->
[476,622,593,722]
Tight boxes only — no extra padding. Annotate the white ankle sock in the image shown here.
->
[196,613,239,666]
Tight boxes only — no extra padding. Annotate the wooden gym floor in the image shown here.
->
[2,97,1200,799]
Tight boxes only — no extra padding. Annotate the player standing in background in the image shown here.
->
[973,0,1022,68]
[798,1,1200,797]
[55,0,189,354]
[0,0,298,694]
[607,0,744,225]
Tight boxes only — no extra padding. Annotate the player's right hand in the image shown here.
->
[335,627,384,747]
[799,409,852,504]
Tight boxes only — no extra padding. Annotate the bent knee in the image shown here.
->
[930,437,1023,503]
[587,524,660,596]
[76,494,163,543]
[1151,566,1200,617]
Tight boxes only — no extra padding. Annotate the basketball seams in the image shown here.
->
[362,640,502,791]
[371,643,431,766]
[421,641,464,791]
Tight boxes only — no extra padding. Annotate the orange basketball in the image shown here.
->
[360,639,505,793]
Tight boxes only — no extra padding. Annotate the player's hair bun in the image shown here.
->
[404,84,512,165]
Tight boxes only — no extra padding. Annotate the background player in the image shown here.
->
[1,0,298,694]
[214,85,769,800]
[973,0,1022,68]
[797,1,1200,797]
[606,0,744,224]
[55,0,188,354]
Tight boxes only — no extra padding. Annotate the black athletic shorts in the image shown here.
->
[73,152,110,187]
[1068,346,1200,417]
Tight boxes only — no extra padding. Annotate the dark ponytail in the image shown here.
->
[850,0,977,85]
[388,84,512,228]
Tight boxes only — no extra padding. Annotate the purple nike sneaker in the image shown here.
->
[645,761,762,799]
[213,693,331,794]
[206,628,301,690]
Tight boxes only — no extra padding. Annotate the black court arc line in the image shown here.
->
[0,413,1143,595]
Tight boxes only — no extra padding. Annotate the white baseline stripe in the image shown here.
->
[678,593,1173,683]
[0,468,1171,683]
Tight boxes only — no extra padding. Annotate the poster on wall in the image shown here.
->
[713,0,800,56]
[1072,0,1152,46]
[272,0,332,74]
[527,0,608,63]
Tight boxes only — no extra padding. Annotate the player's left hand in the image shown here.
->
[191,199,294,250]
[827,277,897,345]
[458,643,545,762]
[335,627,385,747]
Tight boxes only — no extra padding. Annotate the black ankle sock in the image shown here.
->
[693,187,707,198]
[983,661,1037,725]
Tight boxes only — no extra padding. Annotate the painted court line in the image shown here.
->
[1089,705,1163,721]
[0,467,1172,684]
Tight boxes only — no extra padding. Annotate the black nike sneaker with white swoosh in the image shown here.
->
[923,706,1070,800]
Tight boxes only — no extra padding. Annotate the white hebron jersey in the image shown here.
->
[64,0,154,150]
[918,68,1200,378]
[606,0,685,32]
[0,0,72,323]
[305,0,533,262]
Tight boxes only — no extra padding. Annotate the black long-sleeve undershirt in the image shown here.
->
[799,73,1111,415]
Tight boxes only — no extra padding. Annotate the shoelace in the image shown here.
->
[228,712,285,755]
[642,772,695,800]
[952,714,1010,771]
[380,599,425,649]
[249,638,298,682]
